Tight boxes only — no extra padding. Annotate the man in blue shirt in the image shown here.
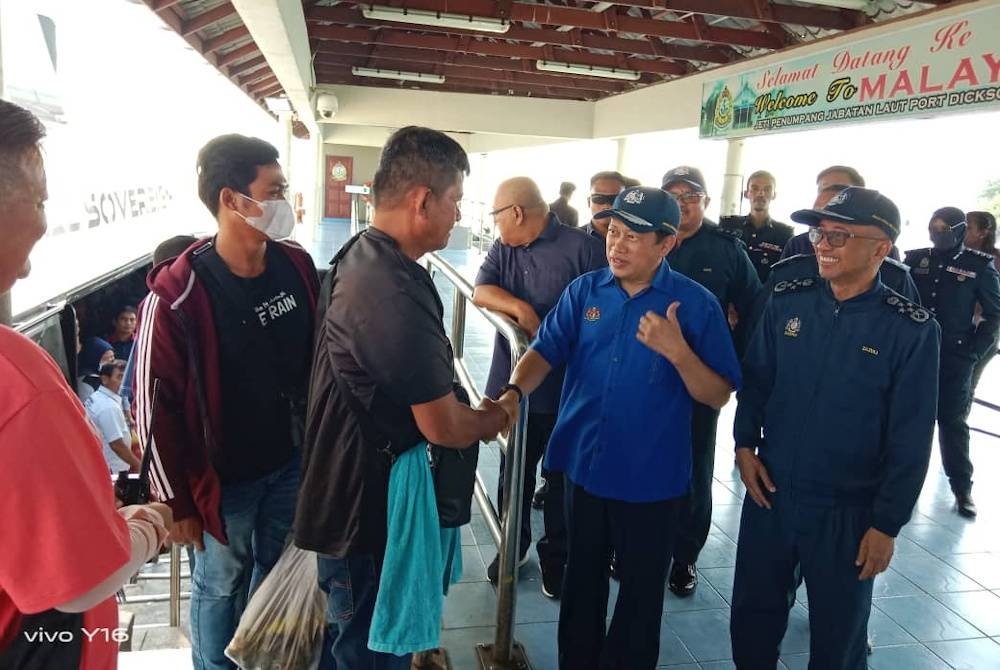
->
[497,187,741,670]
[473,176,606,598]
[732,187,939,668]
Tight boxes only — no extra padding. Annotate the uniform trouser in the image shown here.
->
[558,482,683,670]
[496,413,567,572]
[730,493,873,670]
[938,349,977,496]
[672,403,720,565]
[969,348,996,412]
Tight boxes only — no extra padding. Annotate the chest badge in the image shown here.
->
[862,345,879,356]
[920,257,929,268]
[784,317,801,337]
[584,306,601,322]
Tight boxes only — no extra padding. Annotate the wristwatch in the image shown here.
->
[497,383,524,402]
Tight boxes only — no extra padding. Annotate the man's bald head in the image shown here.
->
[492,176,550,246]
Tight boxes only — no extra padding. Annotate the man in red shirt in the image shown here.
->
[0,99,171,669]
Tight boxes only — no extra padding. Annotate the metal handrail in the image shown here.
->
[425,252,532,667]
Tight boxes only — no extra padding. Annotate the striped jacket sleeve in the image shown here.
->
[132,292,198,521]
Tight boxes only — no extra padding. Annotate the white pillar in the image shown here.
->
[615,137,627,174]
[720,138,745,217]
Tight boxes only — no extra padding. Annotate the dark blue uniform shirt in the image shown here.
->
[735,278,940,536]
[747,253,921,335]
[904,244,1000,358]
[667,220,761,353]
[477,214,607,413]
[719,215,794,282]
[534,263,742,503]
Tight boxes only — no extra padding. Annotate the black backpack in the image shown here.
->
[317,232,479,528]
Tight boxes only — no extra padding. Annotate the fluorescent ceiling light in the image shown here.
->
[536,60,641,81]
[351,66,445,84]
[362,5,511,33]
[798,0,871,9]
[263,96,294,114]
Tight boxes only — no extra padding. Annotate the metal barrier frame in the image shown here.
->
[425,252,533,669]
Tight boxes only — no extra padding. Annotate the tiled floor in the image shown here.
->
[120,224,1000,668]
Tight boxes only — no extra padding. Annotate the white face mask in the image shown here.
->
[237,194,295,240]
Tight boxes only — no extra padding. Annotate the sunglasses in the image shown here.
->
[808,227,886,248]
[589,193,617,206]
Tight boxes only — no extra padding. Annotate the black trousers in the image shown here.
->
[731,493,873,670]
[496,413,566,571]
[558,483,683,670]
[938,349,977,496]
[673,402,720,565]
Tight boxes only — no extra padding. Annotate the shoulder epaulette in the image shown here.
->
[773,276,818,295]
[771,253,812,270]
[966,247,994,261]
[885,293,933,324]
[903,248,930,261]
[882,256,910,272]
[706,225,745,248]
[773,221,795,236]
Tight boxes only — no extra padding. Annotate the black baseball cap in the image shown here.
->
[791,187,900,241]
[593,186,680,234]
[661,166,707,192]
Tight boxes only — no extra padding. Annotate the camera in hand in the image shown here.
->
[115,471,150,505]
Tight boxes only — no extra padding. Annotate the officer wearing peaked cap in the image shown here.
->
[731,187,940,668]
[660,165,761,599]
[905,206,1000,518]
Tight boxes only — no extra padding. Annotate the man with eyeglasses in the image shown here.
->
[731,187,939,668]
[659,165,761,599]
[474,177,606,598]
[580,171,628,240]
[904,207,1000,518]
[720,170,793,282]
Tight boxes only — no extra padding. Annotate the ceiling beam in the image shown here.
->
[310,24,686,75]
[181,2,237,36]
[217,41,260,67]
[334,0,784,49]
[227,54,268,77]
[600,0,862,31]
[249,74,280,94]
[151,0,184,11]
[305,5,733,63]
[203,25,250,53]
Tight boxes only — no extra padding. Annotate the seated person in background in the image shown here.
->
[76,336,114,402]
[106,305,137,360]
[85,360,140,474]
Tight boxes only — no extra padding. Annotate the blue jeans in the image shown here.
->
[189,457,300,670]
[316,554,412,670]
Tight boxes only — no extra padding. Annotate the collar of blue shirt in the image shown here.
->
[97,385,122,403]
[597,259,674,294]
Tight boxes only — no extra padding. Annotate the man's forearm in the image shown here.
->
[509,349,553,398]
[672,349,732,409]
[109,439,141,469]
[472,284,527,319]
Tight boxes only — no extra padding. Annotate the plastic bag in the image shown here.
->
[225,543,325,670]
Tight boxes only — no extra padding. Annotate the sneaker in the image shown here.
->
[541,564,563,599]
[956,493,978,518]
[531,481,548,510]
[487,550,529,585]
[668,561,698,597]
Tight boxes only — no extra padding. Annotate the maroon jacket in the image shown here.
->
[132,238,319,543]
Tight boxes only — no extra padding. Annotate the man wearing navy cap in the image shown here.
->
[497,187,741,669]
[731,187,940,667]
[905,206,1000,518]
[660,165,760,598]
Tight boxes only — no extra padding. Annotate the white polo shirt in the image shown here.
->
[84,385,131,473]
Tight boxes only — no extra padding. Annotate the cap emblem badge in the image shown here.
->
[623,190,645,205]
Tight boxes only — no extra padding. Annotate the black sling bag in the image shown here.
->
[317,232,479,527]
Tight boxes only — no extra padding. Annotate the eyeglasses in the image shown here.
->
[488,204,516,219]
[589,193,616,206]
[667,191,705,204]
[808,227,886,248]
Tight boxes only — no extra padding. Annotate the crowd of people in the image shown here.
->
[1,94,998,670]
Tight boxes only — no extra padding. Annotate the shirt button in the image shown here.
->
[931,292,936,297]
[613,357,619,362]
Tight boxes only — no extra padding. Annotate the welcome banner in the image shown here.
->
[699,4,1000,139]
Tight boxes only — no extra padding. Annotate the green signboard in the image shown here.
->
[700,4,1000,139]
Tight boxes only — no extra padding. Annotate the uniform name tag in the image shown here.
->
[946,266,976,279]
[759,242,783,253]
[861,345,879,356]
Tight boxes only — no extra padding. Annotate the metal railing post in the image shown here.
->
[169,544,182,627]
[424,252,533,669]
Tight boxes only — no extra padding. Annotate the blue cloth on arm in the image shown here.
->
[369,443,463,655]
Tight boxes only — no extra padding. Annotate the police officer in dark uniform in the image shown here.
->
[732,187,940,668]
[661,165,761,597]
[905,206,1000,518]
[720,170,794,282]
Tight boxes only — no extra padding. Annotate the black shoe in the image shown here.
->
[541,564,563,599]
[531,481,548,510]
[668,562,698,597]
[487,551,529,584]
[956,493,978,518]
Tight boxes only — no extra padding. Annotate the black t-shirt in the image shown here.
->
[197,242,312,483]
[294,228,455,557]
